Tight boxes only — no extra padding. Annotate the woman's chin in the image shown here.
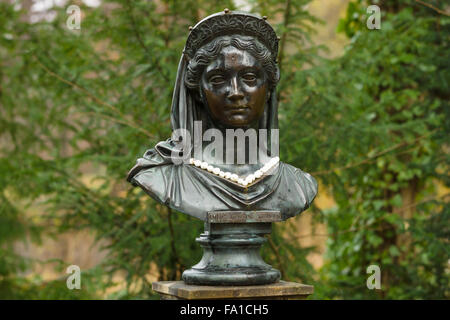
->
[221,116,256,128]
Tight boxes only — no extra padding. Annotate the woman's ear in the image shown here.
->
[266,89,271,101]
[187,86,202,103]
[197,87,206,104]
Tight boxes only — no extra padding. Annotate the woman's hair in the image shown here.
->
[185,34,280,90]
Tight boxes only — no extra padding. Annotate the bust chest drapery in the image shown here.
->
[128,145,317,221]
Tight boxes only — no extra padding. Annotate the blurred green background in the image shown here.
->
[0,0,448,299]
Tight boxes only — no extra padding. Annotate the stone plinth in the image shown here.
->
[152,280,313,300]
[182,211,282,286]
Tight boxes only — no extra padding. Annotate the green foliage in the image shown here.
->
[0,0,448,299]
[283,0,449,299]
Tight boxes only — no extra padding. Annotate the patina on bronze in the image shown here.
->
[127,10,318,286]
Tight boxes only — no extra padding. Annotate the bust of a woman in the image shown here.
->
[127,10,317,221]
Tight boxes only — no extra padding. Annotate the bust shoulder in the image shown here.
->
[127,149,173,205]
[278,162,318,216]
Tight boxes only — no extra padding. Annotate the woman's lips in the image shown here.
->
[227,105,250,112]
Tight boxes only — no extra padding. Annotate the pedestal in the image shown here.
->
[182,211,282,286]
[152,280,314,300]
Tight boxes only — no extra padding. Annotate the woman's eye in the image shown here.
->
[209,76,225,84]
[242,73,257,82]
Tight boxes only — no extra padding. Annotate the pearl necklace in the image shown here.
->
[189,156,280,187]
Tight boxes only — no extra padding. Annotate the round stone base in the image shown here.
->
[182,267,281,286]
[182,220,281,286]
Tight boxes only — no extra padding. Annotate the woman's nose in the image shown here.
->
[227,77,244,101]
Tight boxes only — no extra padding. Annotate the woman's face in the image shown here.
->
[200,46,268,128]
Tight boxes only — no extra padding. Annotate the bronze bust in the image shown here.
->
[127,10,319,286]
[127,11,318,222]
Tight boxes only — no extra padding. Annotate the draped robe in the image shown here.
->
[127,48,318,221]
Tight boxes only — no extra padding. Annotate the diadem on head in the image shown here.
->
[184,9,279,62]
